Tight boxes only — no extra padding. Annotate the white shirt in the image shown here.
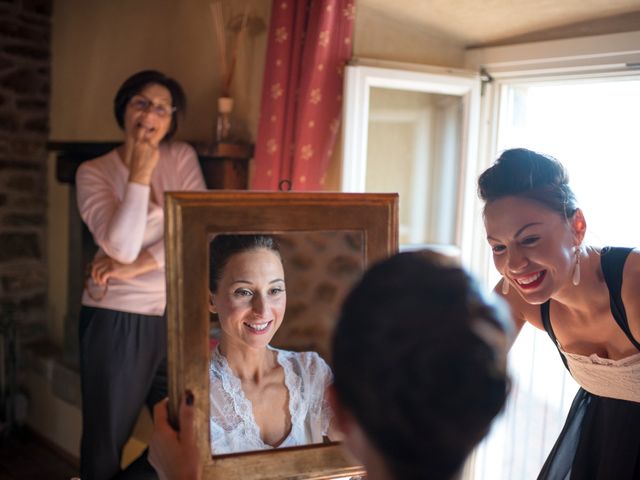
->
[209,346,333,455]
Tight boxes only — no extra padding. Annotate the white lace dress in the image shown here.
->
[209,345,333,455]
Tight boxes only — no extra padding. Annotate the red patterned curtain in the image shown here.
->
[252,0,355,191]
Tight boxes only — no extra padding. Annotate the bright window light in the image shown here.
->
[473,77,640,480]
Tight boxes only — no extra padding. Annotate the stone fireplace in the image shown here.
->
[0,0,51,380]
[0,0,53,440]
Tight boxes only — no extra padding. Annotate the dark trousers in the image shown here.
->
[79,306,167,480]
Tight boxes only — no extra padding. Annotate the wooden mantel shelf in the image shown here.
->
[192,141,253,159]
[47,141,253,190]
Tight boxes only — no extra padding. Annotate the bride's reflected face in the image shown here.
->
[211,248,287,349]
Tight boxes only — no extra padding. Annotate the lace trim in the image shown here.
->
[211,345,302,448]
[559,347,640,367]
[559,348,640,402]
[275,348,303,444]
[211,346,261,441]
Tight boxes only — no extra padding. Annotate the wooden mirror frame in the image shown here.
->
[165,191,398,479]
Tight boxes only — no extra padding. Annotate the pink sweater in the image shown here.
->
[76,141,206,315]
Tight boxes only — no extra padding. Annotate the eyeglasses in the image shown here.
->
[129,95,176,118]
[84,263,109,302]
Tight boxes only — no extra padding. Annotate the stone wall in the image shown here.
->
[0,0,51,347]
[272,231,364,362]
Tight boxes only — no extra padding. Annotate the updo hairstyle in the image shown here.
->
[209,234,281,293]
[331,251,511,480]
[478,148,578,219]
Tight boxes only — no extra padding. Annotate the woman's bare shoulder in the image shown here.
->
[621,248,640,292]
[622,248,640,272]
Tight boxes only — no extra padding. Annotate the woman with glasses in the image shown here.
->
[76,70,205,480]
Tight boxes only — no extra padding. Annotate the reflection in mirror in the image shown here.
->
[272,231,364,361]
[367,87,462,247]
[207,232,364,456]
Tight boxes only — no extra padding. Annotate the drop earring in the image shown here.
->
[572,247,581,286]
[502,277,510,295]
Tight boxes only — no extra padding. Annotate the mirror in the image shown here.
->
[207,230,364,455]
[166,191,398,479]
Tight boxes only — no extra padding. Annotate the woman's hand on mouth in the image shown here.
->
[127,124,161,184]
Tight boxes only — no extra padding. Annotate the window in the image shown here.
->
[341,60,481,261]
[496,78,640,247]
[467,31,640,479]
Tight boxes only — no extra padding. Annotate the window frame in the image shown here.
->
[462,29,640,480]
[341,58,482,267]
[465,29,640,282]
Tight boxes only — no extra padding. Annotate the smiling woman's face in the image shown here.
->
[211,248,287,351]
[123,82,173,142]
[484,196,579,305]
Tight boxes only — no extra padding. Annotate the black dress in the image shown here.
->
[537,247,640,480]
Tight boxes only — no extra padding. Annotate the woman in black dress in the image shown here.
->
[478,148,640,479]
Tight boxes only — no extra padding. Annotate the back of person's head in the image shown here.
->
[478,148,578,218]
[209,234,281,292]
[113,69,186,140]
[332,251,511,480]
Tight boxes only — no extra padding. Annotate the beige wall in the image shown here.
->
[50,0,270,142]
[47,0,270,348]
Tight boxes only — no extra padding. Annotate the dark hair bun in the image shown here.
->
[478,148,577,217]
[332,251,510,480]
[479,148,568,201]
[209,234,280,292]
